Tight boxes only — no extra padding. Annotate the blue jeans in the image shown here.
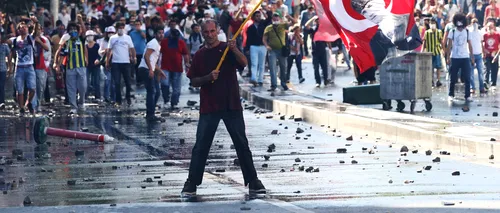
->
[0,71,5,104]
[87,66,101,99]
[268,50,288,90]
[14,66,36,93]
[470,54,484,91]
[449,58,471,98]
[104,68,115,102]
[250,45,267,83]
[160,70,182,106]
[139,67,160,116]
[66,67,87,109]
[32,69,48,110]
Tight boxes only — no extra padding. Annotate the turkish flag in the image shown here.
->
[310,0,340,42]
[318,0,420,74]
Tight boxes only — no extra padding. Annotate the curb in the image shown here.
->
[240,86,500,159]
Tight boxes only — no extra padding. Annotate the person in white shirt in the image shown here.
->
[99,26,116,103]
[106,22,136,106]
[87,4,99,20]
[139,27,166,120]
[444,2,459,22]
[58,8,71,28]
[467,18,486,94]
[445,13,474,102]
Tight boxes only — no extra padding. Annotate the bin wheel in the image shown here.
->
[382,100,392,111]
[410,100,416,114]
[396,101,405,112]
[425,101,432,112]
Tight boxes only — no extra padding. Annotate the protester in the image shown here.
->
[106,22,135,107]
[159,29,189,110]
[139,27,166,121]
[54,22,88,114]
[445,13,474,102]
[183,19,266,197]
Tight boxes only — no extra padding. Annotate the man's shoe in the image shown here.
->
[267,87,276,92]
[0,103,5,110]
[248,179,266,194]
[299,78,305,84]
[436,80,443,87]
[181,180,197,197]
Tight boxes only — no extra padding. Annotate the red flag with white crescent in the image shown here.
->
[318,0,420,74]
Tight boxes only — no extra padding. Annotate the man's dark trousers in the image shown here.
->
[187,110,258,186]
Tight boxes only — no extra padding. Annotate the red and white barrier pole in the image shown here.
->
[44,127,115,142]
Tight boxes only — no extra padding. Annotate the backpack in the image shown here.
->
[451,28,469,41]
[12,35,37,65]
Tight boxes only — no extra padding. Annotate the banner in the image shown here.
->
[126,0,140,11]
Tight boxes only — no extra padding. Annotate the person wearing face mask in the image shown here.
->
[263,12,297,92]
[159,29,190,110]
[58,8,71,28]
[106,22,136,107]
[422,18,444,88]
[53,22,89,114]
[445,13,475,102]
[99,26,116,103]
[85,30,102,101]
[467,18,486,94]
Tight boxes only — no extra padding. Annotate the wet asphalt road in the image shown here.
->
[1,76,500,212]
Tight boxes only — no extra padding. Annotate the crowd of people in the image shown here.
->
[417,0,500,102]
[0,0,499,117]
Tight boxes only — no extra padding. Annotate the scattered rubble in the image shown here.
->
[452,171,460,176]
[432,157,441,163]
[425,150,432,156]
[337,148,347,153]
[400,146,409,152]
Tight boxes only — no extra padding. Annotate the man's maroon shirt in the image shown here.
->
[187,42,244,114]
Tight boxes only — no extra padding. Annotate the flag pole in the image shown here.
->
[212,0,264,82]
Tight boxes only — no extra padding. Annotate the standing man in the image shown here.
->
[246,11,270,87]
[160,29,190,110]
[106,22,136,107]
[182,19,266,197]
[263,13,291,92]
[32,22,50,112]
[445,13,474,102]
[422,18,444,88]
[300,6,315,57]
[483,22,500,90]
[129,20,147,87]
[54,22,89,114]
[139,27,166,121]
[468,18,486,94]
[8,21,38,115]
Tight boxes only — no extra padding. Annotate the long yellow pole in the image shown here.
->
[212,0,264,82]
